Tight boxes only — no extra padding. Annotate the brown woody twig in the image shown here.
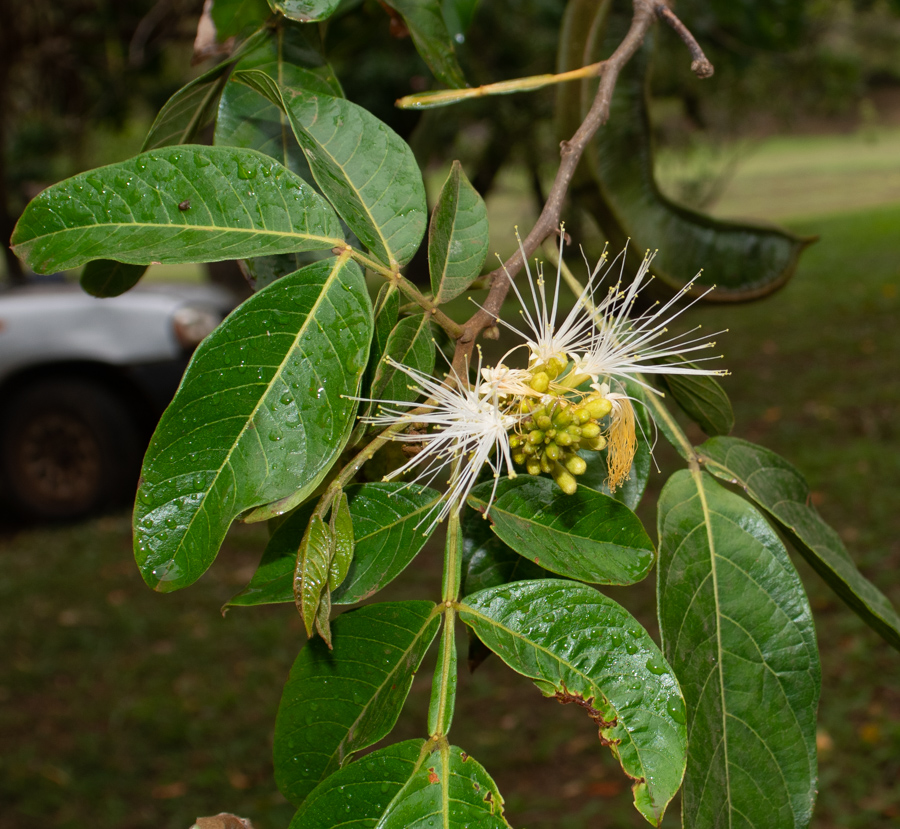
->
[449,0,714,381]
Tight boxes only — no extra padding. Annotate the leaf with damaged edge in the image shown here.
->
[274,604,440,805]
[468,476,654,586]
[657,470,820,828]
[698,436,900,650]
[459,579,686,826]
[133,256,371,593]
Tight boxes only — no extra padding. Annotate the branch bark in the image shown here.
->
[450,0,659,379]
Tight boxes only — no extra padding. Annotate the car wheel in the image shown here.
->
[0,379,143,520]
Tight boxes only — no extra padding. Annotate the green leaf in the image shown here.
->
[558,2,814,301]
[289,739,510,828]
[441,0,479,37]
[467,476,654,585]
[143,29,270,151]
[295,515,332,636]
[427,613,458,736]
[133,256,371,592]
[658,362,734,437]
[370,313,435,404]
[274,603,441,806]
[328,491,354,591]
[657,470,820,828]
[382,1,467,88]
[80,260,147,298]
[459,579,687,826]
[226,482,440,607]
[461,505,549,596]
[215,27,342,176]
[212,0,272,39]
[428,160,489,304]
[698,436,900,650]
[268,0,340,22]
[331,483,441,604]
[11,146,344,274]
[234,70,428,269]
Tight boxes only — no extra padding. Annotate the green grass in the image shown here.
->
[3,134,900,828]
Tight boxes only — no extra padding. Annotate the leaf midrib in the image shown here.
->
[151,254,353,581]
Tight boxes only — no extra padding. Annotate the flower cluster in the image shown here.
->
[356,229,726,529]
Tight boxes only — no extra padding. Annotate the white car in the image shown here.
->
[0,279,234,519]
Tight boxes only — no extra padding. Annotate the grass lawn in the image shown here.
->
[2,133,899,828]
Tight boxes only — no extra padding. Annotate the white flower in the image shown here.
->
[495,228,598,369]
[359,354,518,530]
[567,248,727,393]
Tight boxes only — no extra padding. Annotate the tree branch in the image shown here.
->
[450,0,660,380]
[654,2,714,79]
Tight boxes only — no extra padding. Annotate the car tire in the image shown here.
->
[0,378,143,520]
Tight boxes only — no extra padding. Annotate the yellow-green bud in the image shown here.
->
[566,424,582,438]
[522,442,536,457]
[527,429,544,445]
[540,454,553,474]
[526,459,542,476]
[530,371,550,393]
[544,442,561,461]
[509,434,522,449]
[536,415,552,431]
[564,454,587,476]
[584,435,608,451]
[554,408,573,428]
[547,357,567,379]
[573,407,591,424]
[586,397,613,419]
[581,422,601,439]
[555,432,574,447]
[512,452,526,465]
[552,463,578,495]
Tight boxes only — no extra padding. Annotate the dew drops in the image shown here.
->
[194,153,211,167]
[237,163,257,180]
[645,655,668,675]
[269,430,284,442]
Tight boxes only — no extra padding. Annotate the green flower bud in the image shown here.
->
[512,452,526,465]
[586,397,613,419]
[555,432,574,447]
[544,442,561,461]
[536,414,552,431]
[526,459,542,476]
[530,371,550,393]
[552,462,578,495]
[573,407,591,424]
[527,429,544,445]
[564,454,587,475]
[584,435,608,451]
[522,442,537,457]
[540,454,554,474]
[580,422,601,439]
[554,407,573,428]
[566,424,583,439]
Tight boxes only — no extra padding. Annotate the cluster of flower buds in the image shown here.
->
[509,391,613,494]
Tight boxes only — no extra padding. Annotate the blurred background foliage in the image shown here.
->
[4,0,900,281]
[3,1,900,827]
